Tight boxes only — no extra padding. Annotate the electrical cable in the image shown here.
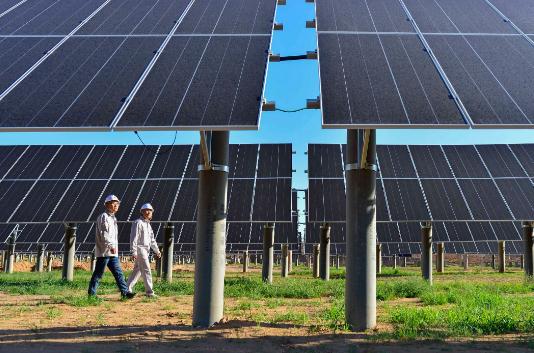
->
[134,130,178,155]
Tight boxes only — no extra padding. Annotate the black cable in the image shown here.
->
[275,107,308,113]
[134,131,178,155]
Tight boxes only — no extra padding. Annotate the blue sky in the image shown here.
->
[1,0,533,214]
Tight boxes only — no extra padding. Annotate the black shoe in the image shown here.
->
[122,292,136,299]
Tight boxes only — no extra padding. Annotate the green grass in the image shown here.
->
[388,282,534,339]
[1,266,533,339]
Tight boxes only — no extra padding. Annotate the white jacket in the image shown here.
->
[95,212,119,257]
[130,218,160,257]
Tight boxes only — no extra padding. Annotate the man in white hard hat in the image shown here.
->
[126,203,161,297]
[88,195,135,299]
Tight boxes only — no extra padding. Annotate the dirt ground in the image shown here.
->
[1,291,533,353]
[1,263,533,352]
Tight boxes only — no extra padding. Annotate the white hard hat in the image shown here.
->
[104,194,120,205]
[140,203,154,211]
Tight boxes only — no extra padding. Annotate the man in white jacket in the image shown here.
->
[127,203,161,297]
[88,195,134,299]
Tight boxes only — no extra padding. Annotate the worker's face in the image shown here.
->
[141,209,153,220]
[106,201,120,214]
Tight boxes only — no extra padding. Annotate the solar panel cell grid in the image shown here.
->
[316,0,414,33]
[316,0,534,128]
[308,144,534,223]
[0,37,61,93]
[0,0,275,131]
[403,0,514,34]
[0,0,108,35]
[489,0,534,34]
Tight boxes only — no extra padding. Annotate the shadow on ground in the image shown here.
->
[1,320,534,353]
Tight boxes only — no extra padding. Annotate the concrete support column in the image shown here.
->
[288,249,293,273]
[162,223,174,282]
[156,244,163,278]
[401,257,407,267]
[281,244,289,278]
[436,243,445,273]
[313,244,320,278]
[262,223,275,283]
[90,251,96,272]
[192,131,229,328]
[295,255,299,267]
[376,244,382,275]
[463,253,469,270]
[242,250,249,273]
[421,222,433,284]
[523,222,534,277]
[319,224,330,281]
[336,254,340,269]
[499,240,506,273]
[491,254,496,269]
[47,252,53,272]
[6,236,15,274]
[392,255,397,269]
[36,245,45,272]
[62,223,76,281]
[345,129,377,331]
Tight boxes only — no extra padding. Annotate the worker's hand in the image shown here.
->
[110,247,116,255]
[156,252,162,259]
[132,255,137,261]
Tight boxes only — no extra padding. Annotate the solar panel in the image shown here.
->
[0,143,292,225]
[0,0,276,131]
[308,144,534,223]
[315,0,534,128]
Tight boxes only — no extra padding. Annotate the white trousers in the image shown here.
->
[126,247,154,295]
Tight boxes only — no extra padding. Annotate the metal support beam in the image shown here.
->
[62,223,76,281]
[345,129,377,331]
[436,243,445,273]
[193,131,229,328]
[281,244,289,278]
[262,223,275,283]
[523,222,533,277]
[392,255,397,269]
[421,222,433,284]
[499,240,506,273]
[319,224,330,281]
[163,223,174,282]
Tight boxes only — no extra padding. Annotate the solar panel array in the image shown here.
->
[315,0,534,128]
[0,144,292,225]
[0,0,276,131]
[308,144,534,223]
[306,221,524,255]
